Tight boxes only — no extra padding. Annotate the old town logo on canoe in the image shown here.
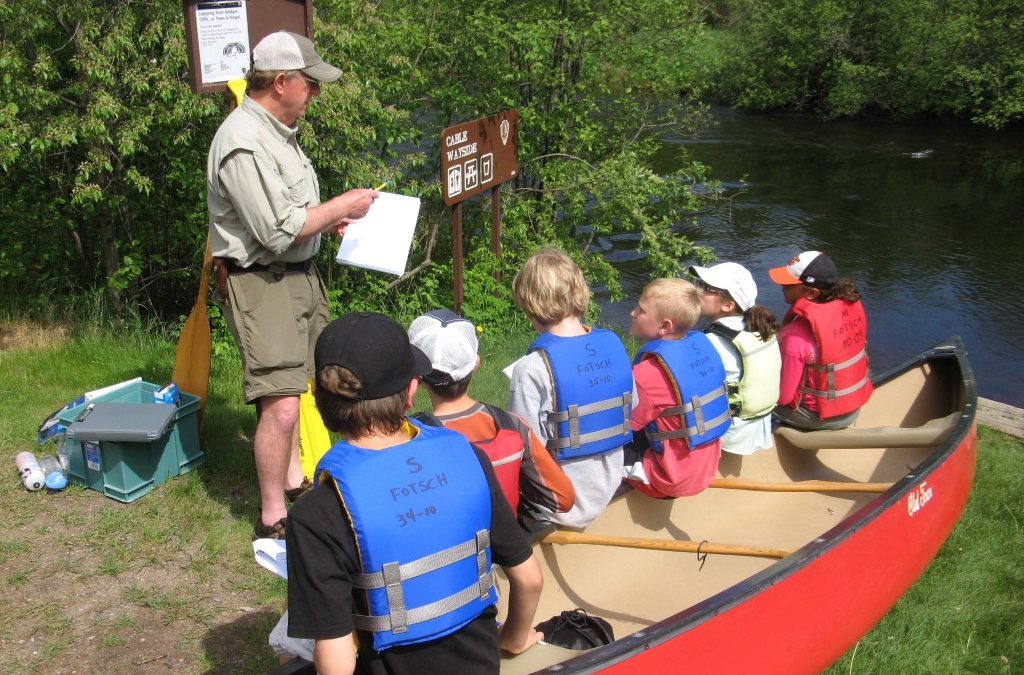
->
[500,119,510,146]
[907,480,934,517]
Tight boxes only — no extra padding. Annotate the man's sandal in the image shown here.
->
[285,477,314,503]
[253,516,287,541]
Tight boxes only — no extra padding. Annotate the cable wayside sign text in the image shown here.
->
[440,110,519,206]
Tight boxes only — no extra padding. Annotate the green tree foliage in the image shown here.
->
[309,0,716,330]
[699,0,1024,128]
[0,1,223,313]
[1,0,715,333]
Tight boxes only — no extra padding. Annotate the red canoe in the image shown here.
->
[501,336,976,673]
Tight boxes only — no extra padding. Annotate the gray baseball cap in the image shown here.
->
[252,31,342,83]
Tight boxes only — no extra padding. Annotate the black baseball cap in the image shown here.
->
[314,312,431,399]
[768,251,838,289]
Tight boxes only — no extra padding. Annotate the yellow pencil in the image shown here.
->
[374,181,392,191]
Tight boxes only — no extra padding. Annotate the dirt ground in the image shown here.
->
[0,480,285,674]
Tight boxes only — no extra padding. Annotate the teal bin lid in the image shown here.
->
[65,403,177,442]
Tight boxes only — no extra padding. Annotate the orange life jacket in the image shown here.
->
[786,297,873,419]
[414,405,529,514]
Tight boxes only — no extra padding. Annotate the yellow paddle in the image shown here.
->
[171,237,213,426]
[543,530,791,560]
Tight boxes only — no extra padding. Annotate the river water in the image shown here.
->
[597,107,1024,406]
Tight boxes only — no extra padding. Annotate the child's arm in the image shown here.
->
[499,555,544,655]
[777,322,816,406]
[313,635,356,675]
[518,424,576,512]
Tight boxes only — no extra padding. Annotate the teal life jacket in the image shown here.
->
[315,420,496,651]
[528,328,633,461]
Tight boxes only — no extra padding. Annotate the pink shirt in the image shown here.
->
[777,316,819,412]
[627,357,722,498]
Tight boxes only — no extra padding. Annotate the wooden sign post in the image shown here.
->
[439,110,520,313]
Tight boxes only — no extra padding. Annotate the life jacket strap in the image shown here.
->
[799,373,872,401]
[352,529,494,634]
[545,392,632,452]
[799,348,869,400]
[352,574,496,634]
[649,384,731,440]
[353,530,490,589]
[490,449,526,467]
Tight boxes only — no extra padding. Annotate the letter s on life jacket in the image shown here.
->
[529,328,633,461]
[634,331,732,449]
[316,421,496,651]
[788,297,873,419]
[705,323,782,419]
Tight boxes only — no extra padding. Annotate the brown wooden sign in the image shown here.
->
[440,110,519,206]
[183,0,313,95]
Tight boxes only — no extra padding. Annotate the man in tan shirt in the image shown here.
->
[207,31,378,539]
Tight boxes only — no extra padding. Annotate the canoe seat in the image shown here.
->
[775,412,960,450]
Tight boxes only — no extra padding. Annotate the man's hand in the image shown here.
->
[332,217,358,238]
[333,188,379,221]
[302,188,379,240]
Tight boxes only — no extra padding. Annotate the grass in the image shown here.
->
[826,425,1023,674]
[0,320,1021,673]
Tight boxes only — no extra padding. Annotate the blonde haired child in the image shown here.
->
[625,278,731,498]
[506,246,635,528]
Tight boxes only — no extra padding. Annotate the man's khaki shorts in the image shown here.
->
[221,265,330,403]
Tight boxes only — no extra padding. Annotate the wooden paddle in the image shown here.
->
[171,236,213,426]
[543,530,791,560]
[170,80,246,428]
[709,478,894,493]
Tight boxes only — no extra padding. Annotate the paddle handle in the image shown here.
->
[543,531,791,560]
[709,478,894,494]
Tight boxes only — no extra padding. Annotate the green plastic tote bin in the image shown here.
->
[59,381,203,502]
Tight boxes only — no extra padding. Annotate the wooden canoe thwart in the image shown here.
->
[496,337,977,674]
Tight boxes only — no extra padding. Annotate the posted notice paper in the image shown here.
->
[336,192,421,276]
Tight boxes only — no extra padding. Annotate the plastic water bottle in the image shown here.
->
[55,433,69,472]
[15,451,45,491]
[38,454,68,491]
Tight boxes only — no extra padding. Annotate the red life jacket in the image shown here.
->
[471,405,530,514]
[786,297,873,419]
[414,405,529,514]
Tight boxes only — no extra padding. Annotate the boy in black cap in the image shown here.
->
[286,312,543,674]
[769,251,873,430]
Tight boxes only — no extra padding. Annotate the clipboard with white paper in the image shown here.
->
[335,192,421,276]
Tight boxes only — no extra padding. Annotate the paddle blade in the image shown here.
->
[299,381,332,479]
[227,78,247,107]
[171,301,212,423]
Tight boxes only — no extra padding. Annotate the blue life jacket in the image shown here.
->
[315,419,497,652]
[529,328,633,461]
[634,332,732,450]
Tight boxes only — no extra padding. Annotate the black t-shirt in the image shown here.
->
[286,442,533,675]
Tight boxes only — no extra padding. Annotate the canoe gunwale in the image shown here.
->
[528,336,978,674]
